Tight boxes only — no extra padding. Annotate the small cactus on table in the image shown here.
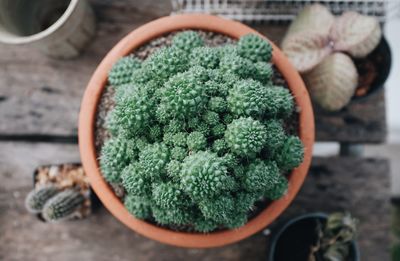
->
[25,185,59,214]
[42,189,85,222]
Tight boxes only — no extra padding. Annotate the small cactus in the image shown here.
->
[42,189,85,222]
[25,185,59,214]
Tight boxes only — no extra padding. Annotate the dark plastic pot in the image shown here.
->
[268,213,360,261]
[352,36,391,101]
[32,163,100,222]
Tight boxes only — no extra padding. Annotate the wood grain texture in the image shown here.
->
[0,142,390,260]
[0,0,386,143]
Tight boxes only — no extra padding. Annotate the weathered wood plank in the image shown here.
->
[314,90,387,143]
[0,0,386,143]
[0,0,171,137]
[0,142,390,260]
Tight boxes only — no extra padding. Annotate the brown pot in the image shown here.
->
[79,14,315,248]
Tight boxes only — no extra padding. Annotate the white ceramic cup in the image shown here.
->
[0,0,96,58]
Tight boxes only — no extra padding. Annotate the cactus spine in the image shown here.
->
[42,189,85,222]
[25,185,59,214]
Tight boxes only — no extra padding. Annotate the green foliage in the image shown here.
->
[101,30,304,233]
[172,31,204,52]
[208,97,227,113]
[187,131,207,151]
[166,160,182,181]
[237,34,273,62]
[166,160,182,182]
[220,52,256,79]
[171,146,187,161]
[264,119,286,151]
[309,212,358,261]
[42,189,85,222]
[242,159,280,193]
[172,132,187,147]
[108,56,141,86]
[227,79,268,117]
[152,182,189,210]
[148,125,162,141]
[212,123,226,137]
[160,70,207,119]
[254,62,273,83]
[124,194,151,219]
[100,137,138,183]
[212,139,227,155]
[225,117,267,157]
[274,135,304,171]
[145,46,188,82]
[152,204,193,225]
[264,86,294,118]
[164,119,185,134]
[25,185,59,214]
[190,47,220,69]
[203,111,220,126]
[194,216,219,233]
[181,151,235,200]
[138,143,170,180]
[121,163,150,197]
[112,88,155,137]
[199,195,235,223]
[217,44,237,56]
[264,174,288,200]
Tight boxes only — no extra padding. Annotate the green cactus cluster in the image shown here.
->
[42,189,85,222]
[108,56,142,87]
[25,186,85,222]
[25,185,59,214]
[101,31,304,232]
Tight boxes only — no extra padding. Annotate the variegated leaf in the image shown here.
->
[303,53,358,111]
[331,11,382,58]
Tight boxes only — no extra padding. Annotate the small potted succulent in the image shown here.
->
[282,4,391,111]
[269,212,359,261]
[79,14,314,247]
[25,164,92,222]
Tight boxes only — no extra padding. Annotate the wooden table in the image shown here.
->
[0,1,390,260]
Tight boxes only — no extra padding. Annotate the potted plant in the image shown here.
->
[79,14,314,248]
[25,164,94,222]
[282,4,391,111]
[269,212,359,261]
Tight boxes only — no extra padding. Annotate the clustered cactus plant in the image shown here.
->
[25,186,84,222]
[101,31,304,232]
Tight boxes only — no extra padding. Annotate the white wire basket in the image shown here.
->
[171,0,400,22]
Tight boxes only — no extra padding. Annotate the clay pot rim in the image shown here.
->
[79,14,315,248]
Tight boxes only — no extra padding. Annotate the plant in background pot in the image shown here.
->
[282,4,391,111]
[269,212,359,261]
[25,164,93,222]
[79,14,314,248]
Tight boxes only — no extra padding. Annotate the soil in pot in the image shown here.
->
[94,30,300,233]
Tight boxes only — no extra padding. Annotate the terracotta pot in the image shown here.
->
[79,14,315,248]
